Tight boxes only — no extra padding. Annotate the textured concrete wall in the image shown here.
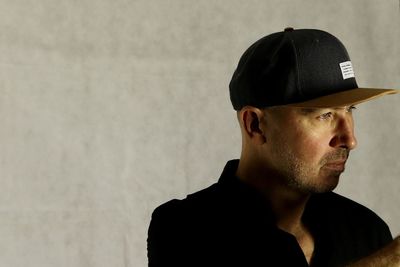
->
[0,0,399,266]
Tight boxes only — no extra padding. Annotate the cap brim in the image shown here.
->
[288,88,398,108]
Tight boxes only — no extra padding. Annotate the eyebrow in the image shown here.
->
[299,106,355,114]
[299,108,321,114]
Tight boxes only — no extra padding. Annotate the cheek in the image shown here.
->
[291,129,331,162]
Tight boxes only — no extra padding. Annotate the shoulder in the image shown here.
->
[150,182,222,222]
[147,183,225,265]
[310,192,392,243]
[314,192,387,223]
[148,179,237,248]
[305,193,393,266]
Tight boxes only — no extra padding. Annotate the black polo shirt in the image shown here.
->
[148,160,392,266]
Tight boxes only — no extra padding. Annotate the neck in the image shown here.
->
[236,156,315,264]
[236,156,310,234]
[270,191,310,234]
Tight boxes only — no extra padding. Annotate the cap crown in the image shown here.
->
[229,29,358,110]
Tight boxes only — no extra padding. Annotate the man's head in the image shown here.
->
[238,105,356,193]
[231,28,397,194]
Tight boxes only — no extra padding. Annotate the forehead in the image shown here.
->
[262,106,353,124]
[265,105,351,114]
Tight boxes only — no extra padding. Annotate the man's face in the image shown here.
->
[261,105,357,194]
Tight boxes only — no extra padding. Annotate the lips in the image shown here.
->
[324,161,346,171]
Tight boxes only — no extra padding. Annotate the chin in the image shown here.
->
[313,183,338,194]
[286,171,341,194]
[289,180,339,194]
[312,175,340,193]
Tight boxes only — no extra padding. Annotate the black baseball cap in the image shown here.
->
[229,27,398,110]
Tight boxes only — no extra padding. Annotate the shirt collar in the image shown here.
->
[216,159,276,223]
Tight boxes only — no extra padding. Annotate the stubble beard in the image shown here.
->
[274,145,350,194]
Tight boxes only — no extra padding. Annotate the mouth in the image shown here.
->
[323,161,346,171]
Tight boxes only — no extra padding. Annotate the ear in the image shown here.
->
[239,107,267,144]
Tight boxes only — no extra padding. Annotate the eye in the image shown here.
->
[347,106,357,113]
[317,112,333,120]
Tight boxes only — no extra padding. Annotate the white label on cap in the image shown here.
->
[339,61,355,80]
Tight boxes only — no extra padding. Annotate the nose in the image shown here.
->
[329,116,358,150]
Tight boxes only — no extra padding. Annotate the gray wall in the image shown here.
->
[0,0,399,266]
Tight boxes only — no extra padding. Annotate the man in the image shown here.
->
[147,28,399,266]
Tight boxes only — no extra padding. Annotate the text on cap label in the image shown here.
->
[339,61,355,80]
